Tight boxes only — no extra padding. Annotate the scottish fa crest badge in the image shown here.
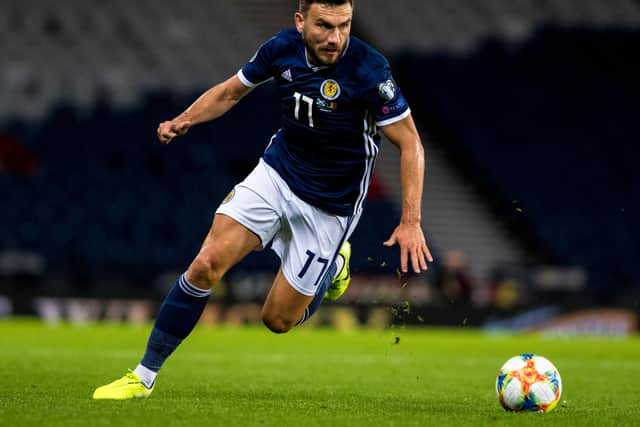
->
[320,79,341,100]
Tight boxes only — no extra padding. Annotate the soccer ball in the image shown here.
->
[496,354,562,412]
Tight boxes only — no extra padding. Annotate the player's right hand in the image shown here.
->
[157,119,191,144]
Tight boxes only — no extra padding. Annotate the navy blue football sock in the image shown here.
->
[297,263,336,325]
[140,273,210,372]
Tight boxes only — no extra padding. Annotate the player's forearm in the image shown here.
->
[398,138,424,225]
[175,83,240,126]
[380,115,426,225]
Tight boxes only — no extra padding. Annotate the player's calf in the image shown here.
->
[93,273,211,400]
[261,269,315,333]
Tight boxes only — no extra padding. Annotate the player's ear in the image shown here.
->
[294,11,305,33]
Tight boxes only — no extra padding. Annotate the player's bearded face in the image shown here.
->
[296,4,352,66]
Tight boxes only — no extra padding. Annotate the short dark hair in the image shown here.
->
[299,0,354,15]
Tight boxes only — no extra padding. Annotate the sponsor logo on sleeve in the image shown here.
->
[382,104,404,115]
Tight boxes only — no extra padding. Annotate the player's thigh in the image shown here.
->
[216,161,283,250]
[189,161,283,284]
[186,213,262,284]
[262,268,314,331]
[199,213,263,266]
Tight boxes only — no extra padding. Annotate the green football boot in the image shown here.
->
[92,371,154,400]
[324,241,351,302]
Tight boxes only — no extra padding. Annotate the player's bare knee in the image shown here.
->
[186,254,225,289]
[262,313,294,334]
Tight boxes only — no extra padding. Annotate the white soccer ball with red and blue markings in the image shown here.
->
[496,354,562,412]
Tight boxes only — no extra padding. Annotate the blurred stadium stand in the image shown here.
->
[1,0,639,322]
[0,0,294,120]
[357,0,640,302]
[358,0,640,53]
[392,28,640,287]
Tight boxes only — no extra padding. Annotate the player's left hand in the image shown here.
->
[383,223,433,273]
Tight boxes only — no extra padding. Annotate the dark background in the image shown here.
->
[1,0,638,326]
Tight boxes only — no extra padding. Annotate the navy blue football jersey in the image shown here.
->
[238,28,410,217]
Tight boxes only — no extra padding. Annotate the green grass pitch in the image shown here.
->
[1,319,638,426]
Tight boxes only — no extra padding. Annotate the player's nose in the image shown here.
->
[327,28,341,44]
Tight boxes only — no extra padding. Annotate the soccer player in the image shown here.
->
[93,0,432,399]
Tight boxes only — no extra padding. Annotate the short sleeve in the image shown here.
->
[237,36,279,88]
[363,60,411,127]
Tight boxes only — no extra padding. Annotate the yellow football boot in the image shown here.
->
[324,241,351,302]
[92,371,154,400]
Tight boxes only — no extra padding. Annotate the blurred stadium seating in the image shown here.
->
[358,0,640,53]
[391,26,640,290]
[1,0,639,316]
[0,0,294,120]
[1,85,402,289]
